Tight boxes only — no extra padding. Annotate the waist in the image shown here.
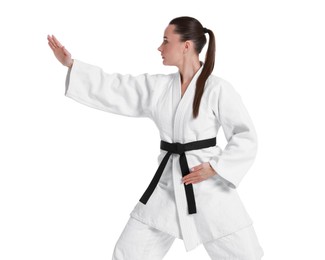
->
[160,137,217,155]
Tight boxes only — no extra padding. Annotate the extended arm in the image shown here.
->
[64,59,159,118]
[48,34,159,119]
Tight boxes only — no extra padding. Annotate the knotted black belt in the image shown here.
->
[139,137,216,214]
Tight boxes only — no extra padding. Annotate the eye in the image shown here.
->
[163,39,168,44]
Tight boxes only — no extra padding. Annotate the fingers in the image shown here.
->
[182,162,214,184]
[183,176,203,185]
[182,172,201,184]
[47,34,63,51]
[47,35,56,48]
[182,167,215,185]
[47,35,71,58]
[51,34,63,48]
[48,41,56,51]
[184,177,201,185]
[190,163,205,172]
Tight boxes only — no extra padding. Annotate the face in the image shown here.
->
[158,24,186,67]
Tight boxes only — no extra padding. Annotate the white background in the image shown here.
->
[1,0,324,259]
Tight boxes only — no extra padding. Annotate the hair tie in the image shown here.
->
[203,27,209,33]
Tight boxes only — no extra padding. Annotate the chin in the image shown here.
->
[162,60,174,66]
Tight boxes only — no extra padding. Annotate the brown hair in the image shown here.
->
[169,16,216,118]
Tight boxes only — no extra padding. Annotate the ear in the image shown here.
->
[183,40,191,53]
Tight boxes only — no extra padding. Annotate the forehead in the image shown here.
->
[164,24,180,40]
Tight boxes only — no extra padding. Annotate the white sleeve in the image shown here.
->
[65,59,160,119]
[208,79,258,188]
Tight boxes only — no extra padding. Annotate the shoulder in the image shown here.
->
[204,74,243,110]
[204,74,236,95]
[147,72,176,81]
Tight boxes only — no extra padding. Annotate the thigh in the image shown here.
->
[112,216,176,260]
[203,225,264,260]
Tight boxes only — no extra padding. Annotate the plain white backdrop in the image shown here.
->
[1,0,325,259]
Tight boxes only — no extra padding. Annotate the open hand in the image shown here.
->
[47,34,73,68]
[182,162,217,185]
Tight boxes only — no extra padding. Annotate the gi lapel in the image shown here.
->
[172,66,204,142]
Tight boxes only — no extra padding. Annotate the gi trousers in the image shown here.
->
[112,216,264,260]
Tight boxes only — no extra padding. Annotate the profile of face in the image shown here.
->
[158,24,187,67]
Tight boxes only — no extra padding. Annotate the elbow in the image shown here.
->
[242,122,258,156]
[237,126,258,161]
[251,127,258,156]
[246,128,258,163]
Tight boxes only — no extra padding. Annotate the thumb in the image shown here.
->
[62,46,70,56]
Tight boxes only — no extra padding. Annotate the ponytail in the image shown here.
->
[193,29,215,118]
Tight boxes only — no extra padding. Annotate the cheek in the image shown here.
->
[164,46,171,54]
[166,47,179,57]
[171,50,182,61]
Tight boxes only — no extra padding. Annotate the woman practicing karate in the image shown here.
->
[48,16,264,260]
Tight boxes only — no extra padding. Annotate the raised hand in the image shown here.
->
[47,35,74,68]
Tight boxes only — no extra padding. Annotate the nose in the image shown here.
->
[158,44,162,52]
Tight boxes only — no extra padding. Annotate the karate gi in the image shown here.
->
[65,59,261,253]
[112,216,263,260]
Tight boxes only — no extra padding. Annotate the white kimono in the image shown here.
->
[65,59,258,252]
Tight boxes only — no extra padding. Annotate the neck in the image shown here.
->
[178,58,202,85]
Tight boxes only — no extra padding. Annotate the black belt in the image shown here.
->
[139,137,217,214]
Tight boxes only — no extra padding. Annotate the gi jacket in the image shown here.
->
[65,59,258,252]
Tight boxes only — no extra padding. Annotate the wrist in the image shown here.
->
[67,59,74,68]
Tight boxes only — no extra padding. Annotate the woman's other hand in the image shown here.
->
[182,162,217,185]
[47,35,74,68]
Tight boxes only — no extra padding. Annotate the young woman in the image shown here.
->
[48,16,264,260]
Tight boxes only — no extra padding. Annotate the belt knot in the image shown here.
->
[139,136,217,215]
[175,142,185,154]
